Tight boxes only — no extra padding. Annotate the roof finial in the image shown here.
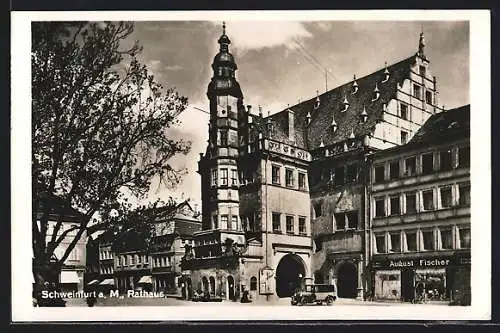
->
[222,21,226,35]
[418,29,426,58]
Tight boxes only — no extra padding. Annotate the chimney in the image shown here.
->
[288,108,295,141]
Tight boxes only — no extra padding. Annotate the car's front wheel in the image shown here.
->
[326,296,334,305]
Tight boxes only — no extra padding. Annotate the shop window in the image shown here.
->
[440,228,453,250]
[375,197,385,217]
[346,211,359,229]
[390,196,401,216]
[458,146,470,168]
[298,172,306,190]
[422,190,434,211]
[211,169,218,186]
[374,165,385,183]
[299,217,307,235]
[220,215,228,229]
[458,183,471,206]
[220,130,228,146]
[346,164,358,183]
[313,202,322,218]
[401,131,408,144]
[231,216,238,230]
[272,165,280,184]
[220,168,228,186]
[458,227,471,249]
[422,153,434,174]
[413,84,422,100]
[405,192,417,214]
[404,156,416,176]
[375,234,386,253]
[390,233,401,252]
[440,150,453,171]
[422,230,435,251]
[250,277,257,291]
[400,103,409,120]
[285,169,294,187]
[406,232,417,252]
[231,169,238,186]
[440,186,453,209]
[334,166,345,185]
[272,212,281,233]
[389,161,400,179]
[286,216,294,234]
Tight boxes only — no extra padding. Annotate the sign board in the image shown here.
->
[372,253,471,269]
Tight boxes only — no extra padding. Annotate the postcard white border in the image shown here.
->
[11,9,491,321]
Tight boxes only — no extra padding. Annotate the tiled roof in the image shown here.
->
[174,219,202,236]
[258,55,417,150]
[408,104,470,145]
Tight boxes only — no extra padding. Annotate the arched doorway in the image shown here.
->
[337,262,358,298]
[202,277,209,294]
[276,254,306,298]
[227,276,235,300]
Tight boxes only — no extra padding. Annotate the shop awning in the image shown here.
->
[99,278,115,286]
[137,275,152,284]
[87,279,100,286]
[60,271,80,284]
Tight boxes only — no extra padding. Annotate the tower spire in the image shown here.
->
[418,30,426,59]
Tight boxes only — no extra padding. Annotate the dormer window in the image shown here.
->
[319,138,325,148]
[349,128,355,139]
[306,111,312,125]
[314,90,321,109]
[352,75,359,94]
[360,105,368,123]
[331,114,337,132]
[372,83,380,101]
[341,96,349,112]
[382,62,390,82]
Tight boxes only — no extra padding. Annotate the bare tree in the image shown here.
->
[31,21,191,301]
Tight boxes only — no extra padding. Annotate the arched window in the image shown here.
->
[209,276,216,295]
[250,276,257,291]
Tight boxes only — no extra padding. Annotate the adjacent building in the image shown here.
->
[368,105,470,304]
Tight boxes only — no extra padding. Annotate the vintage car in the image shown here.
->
[291,283,337,306]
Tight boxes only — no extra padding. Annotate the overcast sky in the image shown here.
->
[125,20,469,205]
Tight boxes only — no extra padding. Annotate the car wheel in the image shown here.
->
[326,296,334,305]
[297,298,304,306]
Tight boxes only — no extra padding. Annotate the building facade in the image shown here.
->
[368,105,470,304]
[182,24,448,301]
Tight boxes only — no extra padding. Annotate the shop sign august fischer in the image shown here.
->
[388,258,451,268]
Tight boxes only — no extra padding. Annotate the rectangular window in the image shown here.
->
[220,215,228,229]
[220,168,228,186]
[401,131,408,144]
[375,165,385,183]
[212,215,218,229]
[137,254,142,263]
[389,161,400,180]
[390,196,400,216]
[422,190,434,211]
[458,227,471,249]
[272,212,281,233]
[298,172,306,190]
[406,232,417,252]
[440,150,453,171]
[346,211,359,229]
[440,186,453,208]
[211,169,218,186]
[286,216,294,234]
[334,213,346,230]
[231,169,238,186]
[220,130,228,146]
[346,164,358,183]
[440,228,453,250]
[458,146,470,168]
[405,192,417,214]
[419,65,426,76]
[129,255,134,265]
[422,153,434,174]
[335,166,345,185]
[272,165,280,184]
[413,84,422,99]
[299,217,306,235]
[404,156,416,176]
[400,103,409,120]
[375,234,386,254]
[231,216,238,230]
[313,202,322,218]
[458,183,471,206]
[375,198,385,217]
[422,230,435,251]
[390,233,401,252]
[285,169,294,187]
[425,91,433,105]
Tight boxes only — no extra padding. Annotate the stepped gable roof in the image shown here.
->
[408,104,470,146]
[262,55,417,150]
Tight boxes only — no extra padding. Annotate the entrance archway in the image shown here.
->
[337,262,358,298]
[227,276,235,300]
[276,254,306,298]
